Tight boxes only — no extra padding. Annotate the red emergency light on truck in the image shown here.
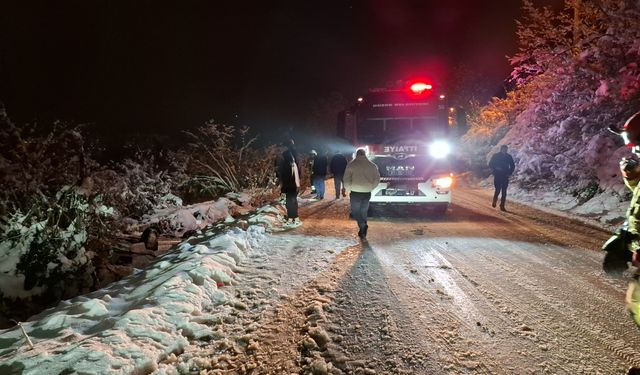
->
[337,81,453,214]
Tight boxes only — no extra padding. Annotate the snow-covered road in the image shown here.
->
[3,186,640,374]
[241,187,640,374]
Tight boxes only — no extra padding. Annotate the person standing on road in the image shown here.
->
[309,150,317,195]
[276,139,302,227]
[614,112,640,329]
[311,149,328,200]
[344,148,380,239]
[330,151,348,200]
[488,145,515,211]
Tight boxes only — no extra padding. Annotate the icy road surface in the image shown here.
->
[190,187,640,375]
[5,186,639,375]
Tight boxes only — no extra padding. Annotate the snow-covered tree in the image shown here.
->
[464,0,640,196]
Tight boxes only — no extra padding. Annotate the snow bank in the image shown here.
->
[0,223,266,374]
[0,201,346,375]
[478,177,627,230]
[139,192,254,238]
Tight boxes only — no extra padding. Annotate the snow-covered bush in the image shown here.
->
[92,149,179,220]
[0,118,93,216]
[177,175,225,204]
[0,186,114,301]
[180,122,281,205]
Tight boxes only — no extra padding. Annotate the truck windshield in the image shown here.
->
[356,117,446,144]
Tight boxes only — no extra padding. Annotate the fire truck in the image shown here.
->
[337,81,454,214]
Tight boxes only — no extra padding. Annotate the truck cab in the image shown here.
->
[337,82,454,214]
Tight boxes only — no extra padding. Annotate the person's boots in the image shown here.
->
[358,223,368,239]
[500,204,506,211]
[492,198,497,208]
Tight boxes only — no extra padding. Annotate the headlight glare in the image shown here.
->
[429,141,450,159]
[433,176,453,189]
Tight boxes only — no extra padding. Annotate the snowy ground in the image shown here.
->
[1,180,637,374]
[0,203,355,375]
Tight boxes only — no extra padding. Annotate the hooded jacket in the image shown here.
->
[343,154,380,193]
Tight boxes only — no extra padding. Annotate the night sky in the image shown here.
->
[0,1,555,143]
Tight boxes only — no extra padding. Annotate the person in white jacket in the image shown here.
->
[343,148,381,239]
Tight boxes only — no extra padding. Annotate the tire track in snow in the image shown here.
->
[451,189,640,371]
[372,238,513,374]
[437,232,640,373]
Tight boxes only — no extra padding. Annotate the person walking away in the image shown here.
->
[277,139,302,227]
[344,148,380,239]
[488,145,515,211]
[330,151,348,199]
[312,149,328,200]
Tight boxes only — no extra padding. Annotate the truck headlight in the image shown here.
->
[433,176,453,189]
[429,141,450,159]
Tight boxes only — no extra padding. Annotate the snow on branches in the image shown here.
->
[180,122,280,206]
[464,0,640,197]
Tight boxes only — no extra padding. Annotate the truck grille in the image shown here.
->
[385,165,415,176]
[374,155,448,179]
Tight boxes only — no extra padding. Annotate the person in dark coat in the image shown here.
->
[311,149,328,200]
[488,144,515,211]
[277,139,302,226]
[330,152,348,199]
[309,150,317,194]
